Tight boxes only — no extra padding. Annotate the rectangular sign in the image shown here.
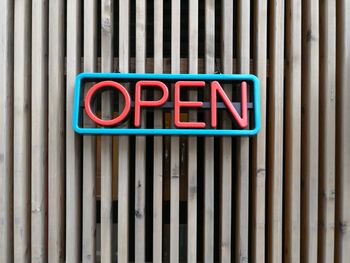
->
[73,73,260,136]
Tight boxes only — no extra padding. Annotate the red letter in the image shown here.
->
[174,81,206,128]
[85,80,131,126]
[134,80,169,127]
[211,81,248,128]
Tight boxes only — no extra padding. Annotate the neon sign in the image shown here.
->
[73,73,260,136]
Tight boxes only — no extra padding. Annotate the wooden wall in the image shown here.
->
[0,0,349,262]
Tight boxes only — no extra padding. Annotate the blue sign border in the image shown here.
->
[73,72,260,136]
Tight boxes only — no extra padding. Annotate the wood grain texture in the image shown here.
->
[335,1,350,262]
[268,1,285,262]
[284,0,301,262]
[170,1,180,262]
[251,1,267,262]
[117,1,130,262]
[100,0,114,262]
[187,0,198,262]
[135,1,146,262]
[318,1,336,263]
[153,1,163,262]
[204,0,215,262]
[66,0,82,262]
[48,1,65,262]
[220,0,233,262]
[301,0,319,262]
[13,0,31,261]
[31,0,48,261]
[82,0,97,262]
[0,0,14,262]
[236,1,250,262]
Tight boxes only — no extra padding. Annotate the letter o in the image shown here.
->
[84,80,131,126]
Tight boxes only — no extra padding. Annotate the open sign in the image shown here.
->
[73,73,260,136]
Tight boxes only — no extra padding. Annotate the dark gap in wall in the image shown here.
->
[197,136,204,262]
[146,0,154,58]
[214,136,221,262]
[129,136,136,261]
[146,134,154,261]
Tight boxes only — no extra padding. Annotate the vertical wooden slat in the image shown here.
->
[135,1,146,262]
[318,1,336,263]
[284,0,302,262]
[187,0,198,262]
[0,0,13,262]
[153,1,163,262]
[83,0,97,262]
[267,1,284,262]
[170,1,180,262]
[220,0,233,262]
[101,0,113,262]
[204,0,215,262]
[336,0,350,262]
[236,1,250,262]
[48,0,65,261]
[13,0,31,261]
[251,0,267,262]
[31,0,48,261]
[66,0,82,262]
[301,0,319,262]
[118,1,130,262]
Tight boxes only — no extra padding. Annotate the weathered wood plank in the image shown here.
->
[48,0,65,261]
[187,0,198,262]
[335,1,350,262]
[301,0,319,262]
[13,0,31,261]
[100,0,114,262]
[153,1,164,262]
[66,0,82,262]
[236,1,250,262]
[284,0,302,262]
[170,1,180,262]
[0,0,14,262]
[135,1,147,262]
[267,1,285,262]
[117,1,130,262]
[251,1,267,262]
[31,0,48,261]
[220,0,233,262]
[318,1,336,263]
[203,0,215,262]
[82,0,97,262]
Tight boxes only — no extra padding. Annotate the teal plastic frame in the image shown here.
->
[73,73,260,136]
